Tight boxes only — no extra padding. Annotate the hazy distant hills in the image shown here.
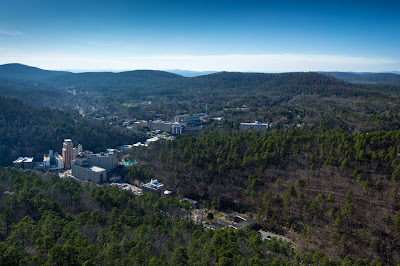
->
[323,71,400,84]
[165,69,217,77]
[0,63,354,95]
[45,69,182,91]
[0,63,399,119]
[0,64,185,108]
[0,63,70,81]
[1,64,399,86]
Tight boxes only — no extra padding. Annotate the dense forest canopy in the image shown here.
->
[0,167,380,265]
[129,126,400,263]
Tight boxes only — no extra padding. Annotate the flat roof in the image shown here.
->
[88,166,106,172]
[240,122,268,125]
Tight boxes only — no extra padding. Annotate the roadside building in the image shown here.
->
[184,126,202,131]
[240,121,269,131]
[181,198,200,208]
[133,121,143,131]
[13,157,25,169]
[71,152,107,182]
[146,137,160,145]
[173,113,207,125]
[72,164,106,183]
[148,120,182,134]
[117,144,133,151]
[149,120,172,133]
[172,123,183,134]
[43,150,64,170]
[87,149,117,171]
[142,179,165,195]
[70,147,118,183]
[133,120,149,131]
[73,144,83,155]
[13,157,34,169]
[225,212,257,229]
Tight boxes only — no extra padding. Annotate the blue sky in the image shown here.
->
[0,0,399,72]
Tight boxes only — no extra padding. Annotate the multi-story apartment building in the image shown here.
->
[62,139,74,169]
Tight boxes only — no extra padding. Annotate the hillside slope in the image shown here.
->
[130,127,400,263]
[0,97,145,166]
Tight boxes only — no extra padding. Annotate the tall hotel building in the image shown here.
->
[62,139,74,169]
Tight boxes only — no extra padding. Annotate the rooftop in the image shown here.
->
[13,157,34,163]
[14,157,25,163]
[88,166,106,172]
[240,121,268,125]
[143,179,164,190]
[225,212,257,229]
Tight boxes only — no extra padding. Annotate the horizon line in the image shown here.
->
[1,62,400,75]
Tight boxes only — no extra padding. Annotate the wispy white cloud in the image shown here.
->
[0,28,23,36]
[0,53,398,72]
[83,40,122,47]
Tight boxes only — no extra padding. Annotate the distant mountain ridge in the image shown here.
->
[165,69,218,77]
[0,63,395,119]
[2,63,399,85]
[0,63,70,81]
[323,71,400,84]
[0,63,183,83]
[0,63,372,98]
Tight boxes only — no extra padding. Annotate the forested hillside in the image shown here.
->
[130,126,400,263]
[0,168,382,265]
[0,63,69,82]
[0,78,83,111]
[2,64,400,133]
[0,97,145,166]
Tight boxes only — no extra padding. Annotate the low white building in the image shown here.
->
[142,179,165,195]
[146,137,160,145]
[240,121,269,131]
